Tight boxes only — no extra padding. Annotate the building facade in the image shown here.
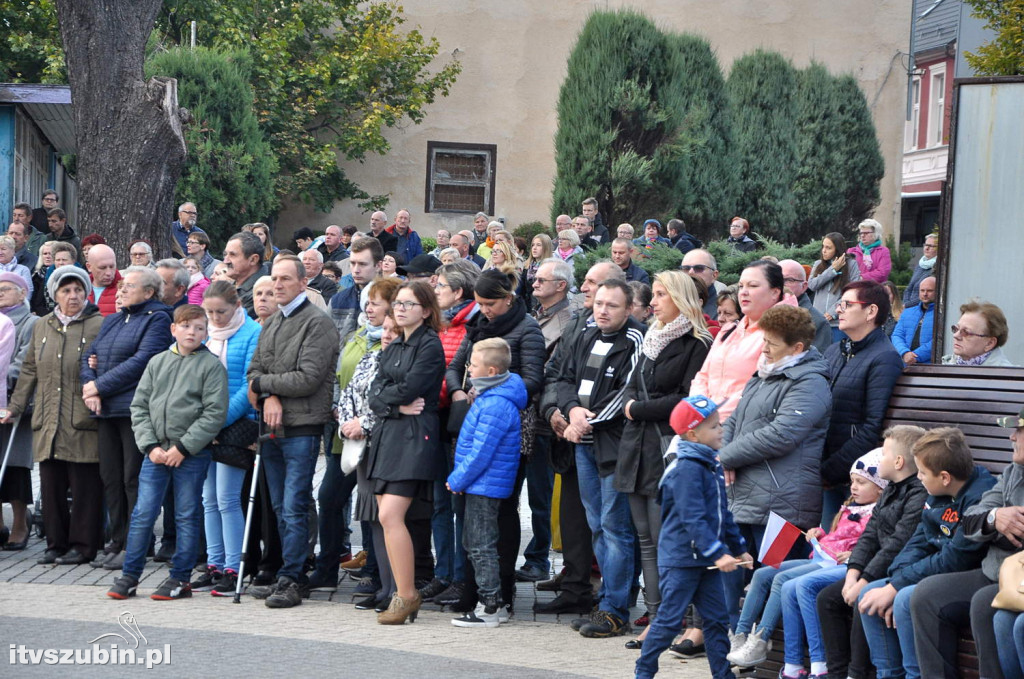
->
[276,0,914,244]
[0,84,77,227]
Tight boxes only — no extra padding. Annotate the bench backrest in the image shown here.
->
[884,364,1024,473]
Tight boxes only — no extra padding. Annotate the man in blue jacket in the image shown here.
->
[856,427,995,679]
[891,276,936,365]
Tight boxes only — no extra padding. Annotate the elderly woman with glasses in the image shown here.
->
[127,240,156,270]
[80,266,174,570]
[942,300,1016,367]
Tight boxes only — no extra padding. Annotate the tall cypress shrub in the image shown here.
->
[552,10,690,226]
[147,48,278,249]
[792,64,884,240]
[665,34,736,237]
[830,75,884,228]
[726,50,799,241]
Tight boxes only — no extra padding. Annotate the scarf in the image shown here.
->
[485,237,495,249]
[0,303,21,315]
[469,371,510,394]
[467,297,526,342]
[858,238,882,255]
[206,306,246,367]
[956,350,993,367]
[444,298,473,323]
[556,246,575,261]
[756,350,808,379]
[642,315,693,360]
[363,322,384,343]
[54,307,83,327]
[918,255,936,270]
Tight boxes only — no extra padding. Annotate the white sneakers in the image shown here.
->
[727,628,773,668]
[451,603,501,628]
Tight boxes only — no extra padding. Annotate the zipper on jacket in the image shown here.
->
[765,461,780,488]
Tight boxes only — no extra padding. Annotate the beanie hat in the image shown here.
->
[0,271,29,293]
[670,395,719,435]
[643,219,662,232]
[851,448,888,491]
[47,265,92,301]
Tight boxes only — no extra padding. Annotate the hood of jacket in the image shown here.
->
[674,439,718,467]
[773,345,831,381]
[479,371,528,411]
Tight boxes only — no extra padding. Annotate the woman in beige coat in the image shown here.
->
[1,266,105,565]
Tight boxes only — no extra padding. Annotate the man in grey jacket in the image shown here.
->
[910,406,1024,679]
[248,255,339,609]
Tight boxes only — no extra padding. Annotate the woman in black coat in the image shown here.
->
[367,281,446,624]
[445,269,546,613]
[617,271,711,635]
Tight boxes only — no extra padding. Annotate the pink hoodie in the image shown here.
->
[187,276,211,306]
[689,295,799,420]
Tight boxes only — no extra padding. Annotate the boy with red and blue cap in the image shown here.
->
[636,395,752,679]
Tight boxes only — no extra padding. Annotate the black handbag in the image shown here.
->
[210,417,259,470]
[637,356,675,455]
[446,370,471,436]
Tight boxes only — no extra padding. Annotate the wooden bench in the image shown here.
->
[753,364,1024,679]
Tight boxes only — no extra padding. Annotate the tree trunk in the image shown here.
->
[54,0,188,265]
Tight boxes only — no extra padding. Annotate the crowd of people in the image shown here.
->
[0,192,1022,679]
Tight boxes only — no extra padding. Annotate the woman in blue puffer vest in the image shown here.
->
[192,280,261,595]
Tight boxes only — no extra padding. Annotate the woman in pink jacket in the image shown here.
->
[184,256,211,306]
[689,260,798,421]
[847,219,891,284]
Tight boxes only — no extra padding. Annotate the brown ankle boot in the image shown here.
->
[377,592,422,625]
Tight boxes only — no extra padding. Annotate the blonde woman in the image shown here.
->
[554,229,583,267]
[483,241,519,276]
[617,271,712,640]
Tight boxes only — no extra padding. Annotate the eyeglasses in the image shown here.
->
[854,459,878,477]
[186,240,201,246]
[0,285,21,295]
[130,251,149,257]
[391,300,422,310]
[951,324,991,339]
[533,277,557,285]
[680,264,715,274]
[181,210,197,215]
[434,282,450,290]
[837,299,872,311]
[783,277,805,285]
[42,197,57,202]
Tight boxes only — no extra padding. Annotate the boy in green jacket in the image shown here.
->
[108,305,228,600]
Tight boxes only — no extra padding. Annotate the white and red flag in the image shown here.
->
[758,512,802,568]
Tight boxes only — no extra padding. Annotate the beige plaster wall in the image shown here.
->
[276,0,911,243]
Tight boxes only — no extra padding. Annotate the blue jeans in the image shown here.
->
[780,564,848,663]
[858,579,918,678]
[123,452,211,582]
[314,448,354,581]
[636,566,734,679]
[995,610,1024,679]
[518,434,554,571]
[575,444,635,620]
[202,460,245,572]
[432,476,464,584]
[260,435,319,582]
[736,559,822,638]
[463,493,502,603]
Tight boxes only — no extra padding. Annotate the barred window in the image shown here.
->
[425,142,496,214]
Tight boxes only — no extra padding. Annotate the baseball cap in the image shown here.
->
[670,395,719,435]
[397,254,441,277]
[996,405,1024,428]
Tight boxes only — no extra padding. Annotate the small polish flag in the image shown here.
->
[758,512,802,568]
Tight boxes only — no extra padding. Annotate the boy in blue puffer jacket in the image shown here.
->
[447,338,527,628]
[636,396,752,679]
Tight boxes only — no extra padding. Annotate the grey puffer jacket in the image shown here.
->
[719,347,832,528]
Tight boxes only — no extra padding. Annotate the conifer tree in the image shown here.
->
[726,50,799,240]
[147,48,277,248]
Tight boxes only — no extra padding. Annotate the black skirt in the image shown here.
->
[0,466,33,504]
